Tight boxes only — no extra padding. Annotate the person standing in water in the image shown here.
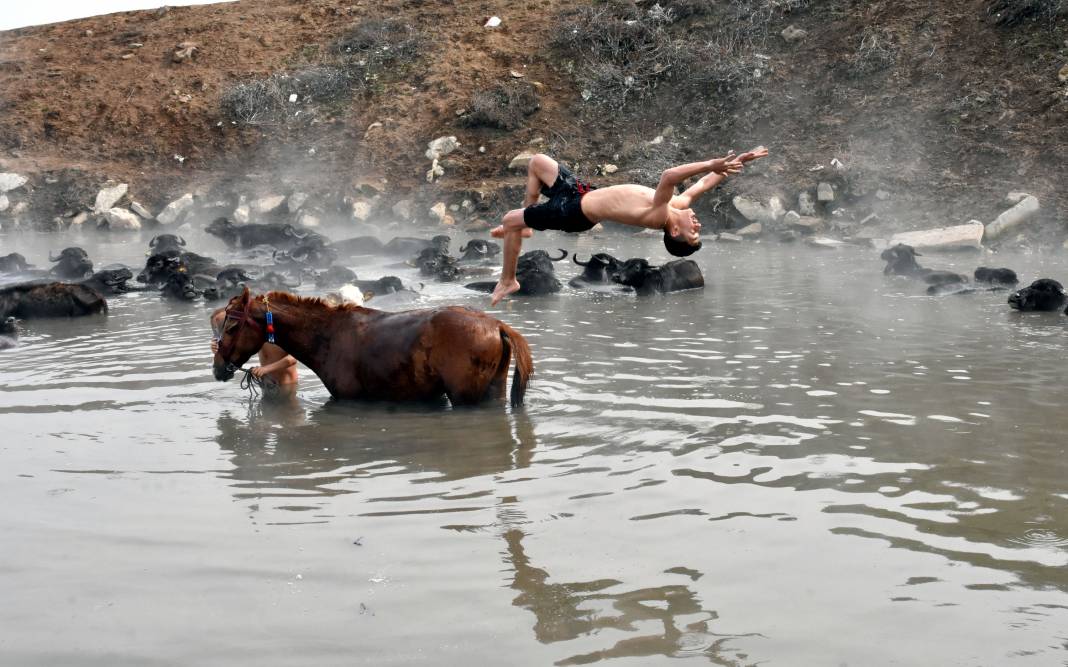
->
[489,147,769,304]
[210,308,298,396]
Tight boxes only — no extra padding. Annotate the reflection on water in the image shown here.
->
[2,231,1068,665]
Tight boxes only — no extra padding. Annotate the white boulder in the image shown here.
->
[104,207,142,231]
[425,136,460,161]
[233,204,250,224]
[817,182,835,202]
[352,200,372,222]
[798,191,816,215]
[129,201,154,219]
[509,152,536,171]
[733,196,785,223]
[0,195,8,213]
[157,193,194,226]
[0,173,28,193]
[93,183,128,213]
[392,199,413,220]
[890,222,985,251]
[250,195,285,214]
[986,196,1040,240]
[287,192,309,213]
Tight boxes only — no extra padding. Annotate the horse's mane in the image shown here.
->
[263,290,369,313]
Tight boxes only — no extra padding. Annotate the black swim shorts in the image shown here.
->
[523,163,597,233]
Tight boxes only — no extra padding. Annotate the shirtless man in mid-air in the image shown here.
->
[489,147,769,304]
[210,308,298,397]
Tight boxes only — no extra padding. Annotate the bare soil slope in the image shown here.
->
[0,0,1065,235]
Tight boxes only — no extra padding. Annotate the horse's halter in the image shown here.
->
[217,295,276,360]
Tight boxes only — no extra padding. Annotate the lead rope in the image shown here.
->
[234,365,279,399]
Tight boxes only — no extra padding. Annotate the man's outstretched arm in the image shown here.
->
[653,152,738,206]
[673,147,770,208]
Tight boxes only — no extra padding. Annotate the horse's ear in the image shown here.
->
[240,286,251,306]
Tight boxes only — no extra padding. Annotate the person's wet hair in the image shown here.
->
[663,229,701,257]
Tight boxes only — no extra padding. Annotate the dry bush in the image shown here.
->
[222,18,426,126]
[552,1,789,112]
[849,28,899,77]
[461,82,540,130]
[333,18,424,83]
[988,0,1065,25]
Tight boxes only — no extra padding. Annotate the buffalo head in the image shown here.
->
[1008,279,1067,312]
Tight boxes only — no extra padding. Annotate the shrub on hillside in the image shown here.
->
[552,1,786,111]
[460,82,540,130]
[848,28,899,77]
[988,0,1065,26]
[221,17,425,126]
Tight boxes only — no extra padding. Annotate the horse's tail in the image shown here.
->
[499,323,533,407]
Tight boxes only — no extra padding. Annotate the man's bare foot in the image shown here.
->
[490,225,534,239]
[490,279,521,305]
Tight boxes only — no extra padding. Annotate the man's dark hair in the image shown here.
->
[663,229,701,257]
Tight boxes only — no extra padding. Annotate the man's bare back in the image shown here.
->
[488,147,769,304]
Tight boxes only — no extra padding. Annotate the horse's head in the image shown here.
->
[212,287,267,381]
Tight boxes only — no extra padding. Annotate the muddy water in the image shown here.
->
[2,229,1067,666]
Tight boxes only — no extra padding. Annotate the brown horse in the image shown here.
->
[212,288,533,407]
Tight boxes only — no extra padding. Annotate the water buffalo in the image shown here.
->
[205,217,309,249]
[148,234,187,254]
[465,249,566,296]
[352,276,407,295]
[614,258,705,295]
[315,265,358,288]
[160,272,201,301]
[1008,279,1067,312]
[384,235,450,257]
[569,252,622,288]
[137,251,221,286]
[81,267,137,295]
[279,234,337,269]
[49,247,94,280]
[413,246,460,281]
[974,267,1019,287]
[880,244,969,289]
[881,244,927,276]
[332,235,385,258]
[0,253,33,274]
[0,282,107,319]
[0,316,17,350]
[518,248,568,273]
[458,240,500,262]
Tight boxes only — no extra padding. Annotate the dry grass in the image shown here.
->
[221,18,425,126]
[460,82,541,131]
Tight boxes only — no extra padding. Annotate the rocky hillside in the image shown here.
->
[0,0,1065,246]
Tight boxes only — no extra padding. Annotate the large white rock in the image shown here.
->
[798,191,816,215]
[817,182,835,202]
[129,201,154,219]
[425,136,460,161]
[429,202,448,223]
[986,195,1040,240]
[250,195,285,214]
[0,194,8,213]
[93,183,127,213]
[352,200,372,222]
[0,173,28,193]
[509,152,536,171]
[233,204,250,224]
[737,222,763,238]
[733,196,784,223]
[890,222,985,251]
[287,192,309,213]
[157,193,194,226]
[104,207,142,231]
[298,211,320,228]
[392,199,413,220]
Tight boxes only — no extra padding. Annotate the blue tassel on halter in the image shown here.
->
[265,310,276,343]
